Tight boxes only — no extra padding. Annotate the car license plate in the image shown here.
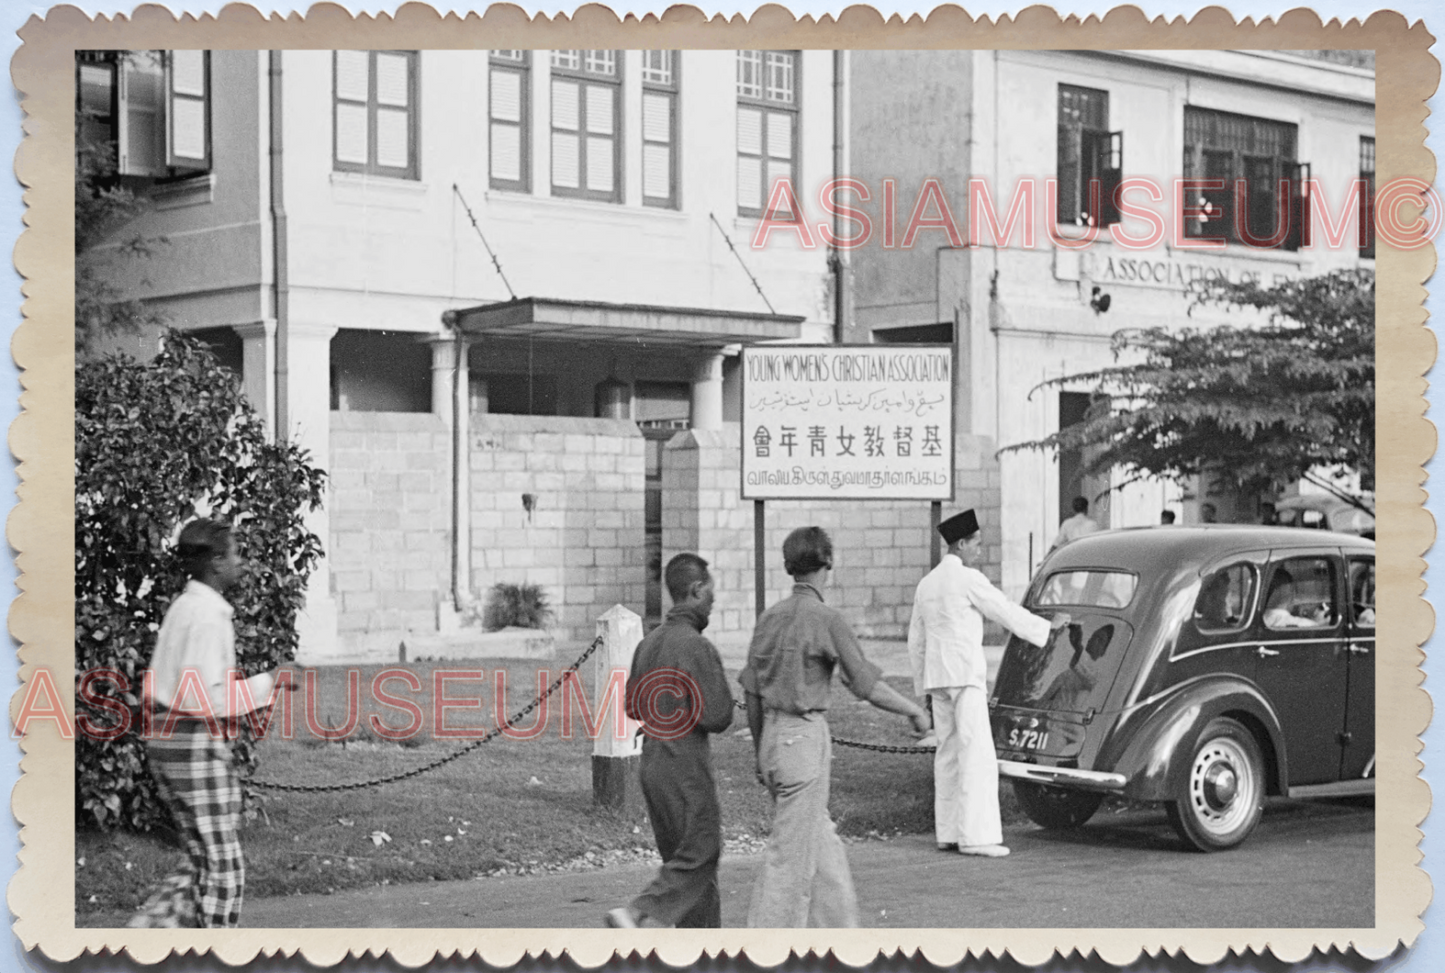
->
[1006,727,1050,751]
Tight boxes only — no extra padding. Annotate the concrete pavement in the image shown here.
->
[235,798,1372,930]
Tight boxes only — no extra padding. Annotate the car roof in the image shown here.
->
[1275,495,1372,514]
[1043,525,1375,576]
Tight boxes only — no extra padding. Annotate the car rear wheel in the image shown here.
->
[1166,717,1265,852]
[1013,780,1105,830]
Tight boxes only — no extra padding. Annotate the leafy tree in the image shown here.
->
[75,51,168,356]
[76,333,327,830]
[1005,268,1375,506]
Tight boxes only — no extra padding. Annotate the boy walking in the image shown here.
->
[141,518,282,928]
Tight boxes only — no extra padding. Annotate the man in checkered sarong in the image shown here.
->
[137,519,287,929]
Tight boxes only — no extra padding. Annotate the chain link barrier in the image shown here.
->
[249,634,929,794]
[248,634,605,793]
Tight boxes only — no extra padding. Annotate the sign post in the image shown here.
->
[740,344,956,599]
[754,500,766,619]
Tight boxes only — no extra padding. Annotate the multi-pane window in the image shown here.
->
[489,50,530,191]
[76,50,211,179]
[1359,135,1376,258]
[641,51,679,208]
[1056,84,1121,227]
[736,50,799,218]
[333,50,419,180]
[1183,107,1308,250]
[550,50,621,202]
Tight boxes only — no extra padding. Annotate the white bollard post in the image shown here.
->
[593,605,643,809]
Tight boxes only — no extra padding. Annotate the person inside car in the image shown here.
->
[1195,571,1246,629]
[1262,571,1331,629]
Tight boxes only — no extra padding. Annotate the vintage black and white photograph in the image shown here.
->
[8,6,1434,964]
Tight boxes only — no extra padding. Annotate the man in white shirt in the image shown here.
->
[908,509,1069,857]
[1050,496,1100,550]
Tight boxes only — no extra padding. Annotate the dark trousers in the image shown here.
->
[630,736,723,928]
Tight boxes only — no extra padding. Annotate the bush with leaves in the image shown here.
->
[76,332,326,830]
[480,583,554,631]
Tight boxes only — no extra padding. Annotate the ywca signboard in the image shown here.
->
[740,345,954,501]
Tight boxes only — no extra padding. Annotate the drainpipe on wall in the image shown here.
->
[269,50,289,435]
[441,310,469,613]
[832,49,847,345]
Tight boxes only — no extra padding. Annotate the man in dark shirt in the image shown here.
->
[741,526,931,927]
[606,553,735,928]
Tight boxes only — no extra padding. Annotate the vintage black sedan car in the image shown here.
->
[991,525,1375,851]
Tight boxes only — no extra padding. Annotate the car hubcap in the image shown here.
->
[1189,737,1255,836]
[1202,763,1237,811]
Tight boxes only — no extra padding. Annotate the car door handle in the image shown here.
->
[1256,646,1280,658]
[1348,644,1372,656]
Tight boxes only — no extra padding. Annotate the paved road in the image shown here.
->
[237,796,1372,929]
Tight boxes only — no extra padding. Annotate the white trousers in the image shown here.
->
[930,685,1002,846]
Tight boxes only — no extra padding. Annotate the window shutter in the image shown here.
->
[1359,175,1375,255]
[1056,125,1076,223]
[118,54,166,177]
[167,51,210,171]
[489,61,528,191]
[1286,162,1311,251]
[642,91,673,203]
[1099,130,1123,227]
[491,68,521,123]
[77,60,117,159]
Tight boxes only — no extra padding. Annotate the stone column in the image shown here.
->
[662,425,751,653]
[283,321,339,663]
[593,604,643,810]
[690,351,725,432]
[232,319,276,440]
[427,335,461,428]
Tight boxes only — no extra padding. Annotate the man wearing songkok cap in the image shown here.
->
[907,509,1070,857]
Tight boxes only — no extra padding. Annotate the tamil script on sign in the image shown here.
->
[740,345,954,501]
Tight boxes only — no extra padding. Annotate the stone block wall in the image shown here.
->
[663,423,1005,652]
[327,413,1001,661]
[470,414,647,644]
[329,411,451,659]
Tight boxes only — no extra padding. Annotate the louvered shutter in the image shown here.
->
[166,51,209,171]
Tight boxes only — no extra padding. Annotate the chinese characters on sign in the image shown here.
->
[741,345,954,500]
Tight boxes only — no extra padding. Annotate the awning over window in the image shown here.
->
[449,297,804,348]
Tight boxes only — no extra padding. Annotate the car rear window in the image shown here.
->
[1035,570,1138,609]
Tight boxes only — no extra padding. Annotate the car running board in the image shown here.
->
[1287,778,1376,799]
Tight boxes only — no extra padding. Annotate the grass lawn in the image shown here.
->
[77,660,1011,924]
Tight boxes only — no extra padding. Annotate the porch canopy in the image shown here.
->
[449,296,805,347]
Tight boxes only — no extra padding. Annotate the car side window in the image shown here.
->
[1193,563,1257,633]
[1349,559,1375,630]
[1262,556,1338,630]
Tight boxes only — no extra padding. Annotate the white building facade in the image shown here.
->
[81,48,841,661]
[848,49,1375,598]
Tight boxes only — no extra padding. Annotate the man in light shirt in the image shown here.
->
[141,518,286,928]
[1050,496,1099,550]
[908,509,1069,857]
